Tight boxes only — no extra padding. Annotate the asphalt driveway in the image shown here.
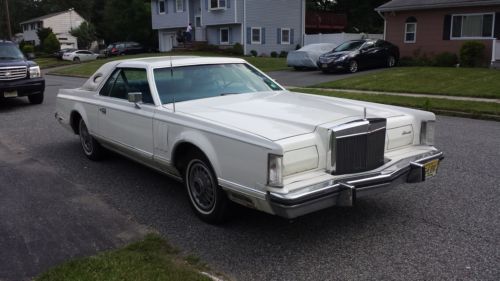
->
[0,75,499,281]
[268,68,386,87]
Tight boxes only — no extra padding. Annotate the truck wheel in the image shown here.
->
[79,119,104,161]
[28,92,44,104]
[184,151,229,224]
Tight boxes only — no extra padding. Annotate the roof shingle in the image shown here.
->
[376,0,500,12]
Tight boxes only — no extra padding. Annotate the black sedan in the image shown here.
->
[318,39,399,73]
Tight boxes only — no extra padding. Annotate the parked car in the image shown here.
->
[318,39,400,73]
[0,40,45,104]
[105,42,144,56]
[55,56,443,223]
[287,43,337,70]
[53,48,77,60]
[62,50,100,63]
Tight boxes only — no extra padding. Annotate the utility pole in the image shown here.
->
[4,0,13,40]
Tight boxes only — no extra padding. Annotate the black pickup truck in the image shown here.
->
[0,41,45,104]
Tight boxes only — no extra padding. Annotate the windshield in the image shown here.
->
[0,44,25,60]
[154,63,283,104]
[333,41,365,52]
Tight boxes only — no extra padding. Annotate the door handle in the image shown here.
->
[99,107,107,114]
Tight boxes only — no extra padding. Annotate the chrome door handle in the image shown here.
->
[99,107,107,114]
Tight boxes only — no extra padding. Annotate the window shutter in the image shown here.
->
[291,29,295,44]
[247,27,251,44]
[443,15,451,40]
[218,29,221,45]
[262,28,266,44]
[495,13,500,38]
[229,27,232,43]
[166,0,168,13]
[277,28,281,44]
[205,0,208,10]
[227,0,231,8]
[183,0,186,11]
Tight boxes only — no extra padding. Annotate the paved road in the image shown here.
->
[1,75,499,281]
[268,68,385,87]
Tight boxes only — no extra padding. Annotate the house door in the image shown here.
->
[159,31,174,52]
[194,16,205,41]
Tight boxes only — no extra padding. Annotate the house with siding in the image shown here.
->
[20,8,86,49]
[376,0,500,64]
[150,0,306,55]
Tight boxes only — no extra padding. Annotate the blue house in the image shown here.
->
[150,0,306,55]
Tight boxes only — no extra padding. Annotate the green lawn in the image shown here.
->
[34,57,72,69]
[313,67,500,99]
[36,234,214,281]
[297,88,500,120]
[49,51,289,77]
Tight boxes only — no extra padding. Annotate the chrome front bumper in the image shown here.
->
[269,150,444,219]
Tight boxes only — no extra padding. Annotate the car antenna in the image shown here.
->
[170,55,176,112]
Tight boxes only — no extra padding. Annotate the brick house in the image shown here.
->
[376,0,500,64]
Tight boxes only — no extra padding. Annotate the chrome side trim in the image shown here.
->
[218,178,267,200]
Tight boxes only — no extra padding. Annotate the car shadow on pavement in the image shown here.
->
[0,97,32,112]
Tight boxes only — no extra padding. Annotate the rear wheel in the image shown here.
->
[184,151,229,224]
[28,92,44,104]
[79,119,104,161]
[387,56,396,68]
[348,60,359,73]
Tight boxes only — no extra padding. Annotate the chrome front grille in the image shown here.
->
[0,66,27,81]
[331,119,387,175]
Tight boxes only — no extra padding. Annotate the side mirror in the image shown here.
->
[128,92,142,108]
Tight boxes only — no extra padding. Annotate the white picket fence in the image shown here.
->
[304,33,384,46]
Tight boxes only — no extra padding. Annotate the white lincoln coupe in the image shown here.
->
[55,56,443,223]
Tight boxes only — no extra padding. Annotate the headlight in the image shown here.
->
[268,154,283,187]
[336,55,348,61]
[29,66,41,78]
[420,121,435,145]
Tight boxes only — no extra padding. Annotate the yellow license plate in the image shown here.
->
[424,159,439,179]
[4,90,18,98]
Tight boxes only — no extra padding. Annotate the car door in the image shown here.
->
[358,42,377,68]
[96,67,156,163]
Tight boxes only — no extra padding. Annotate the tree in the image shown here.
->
[70,22,96,49]
[307,0,336,11]
[102,0,153,47]
[42,32,60,53]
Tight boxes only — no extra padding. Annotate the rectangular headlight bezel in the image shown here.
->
[267,154,283,188]
[29,66,41,78]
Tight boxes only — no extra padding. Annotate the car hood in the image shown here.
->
[175,91,405,141]
[0,59,36,67]
[320,51,353,60]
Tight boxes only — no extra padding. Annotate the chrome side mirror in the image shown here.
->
[128,92,142,108]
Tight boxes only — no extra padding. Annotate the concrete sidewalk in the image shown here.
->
[0,138,149,281]
[290,87,500,104]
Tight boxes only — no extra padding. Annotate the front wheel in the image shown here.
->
[184,152,229,224]
[79,119,104,161]
[28,92,44,104]
[73,57,80,63]
[348,60,359,73]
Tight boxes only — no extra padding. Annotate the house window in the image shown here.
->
[220,28,229,45]
[176,0,183,12]
[251,28,261,44]
[158,0,166,14]
[281,28,290,44]
[451,13,494,39]
[404,17,417,43]
[210,0,226,9]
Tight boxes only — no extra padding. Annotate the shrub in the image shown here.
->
[270,51,278,58]
[43,33,60,54]
[433,52,458,67]
[398,55,432,67]
[250,50,257,57]
[231,43,243,55]
[22,44,34,54]
[460,41,485,67]
[279,51,288,58]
